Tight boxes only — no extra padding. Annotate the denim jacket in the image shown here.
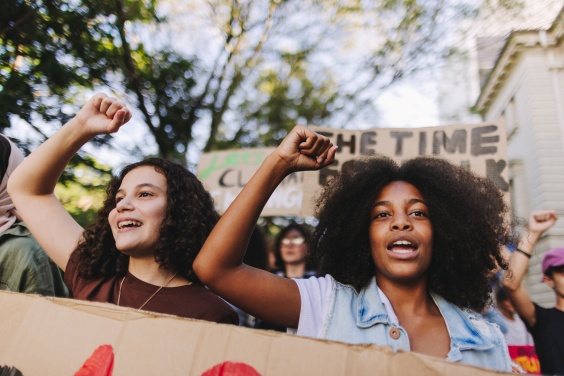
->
[322,277,511,372]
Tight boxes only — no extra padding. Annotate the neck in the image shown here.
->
[555,295,564,311]
[284,262,306,278]
[128,258,180,286]
[377,277,435,317]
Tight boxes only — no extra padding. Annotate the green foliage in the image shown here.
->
[216,51,337,149]
[1,0,115,132]
[126,48,199,162]
[2,0,525,167]
[2,0,529,230]
[55,160,112,227]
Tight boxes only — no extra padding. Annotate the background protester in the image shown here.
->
[256,222,317,332]
[273,223,316,279]
[493,285,539,374]
[0,134,68,296]
[495,286,534,346]
[8,94,237,324]
[194,125,513,372]
[502,210,564,375]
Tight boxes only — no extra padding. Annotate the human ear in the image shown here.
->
[542,275,555,289]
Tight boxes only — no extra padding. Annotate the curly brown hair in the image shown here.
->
[74,158,219,283]
[312,155,514,312]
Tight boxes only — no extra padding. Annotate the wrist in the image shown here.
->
[66,117,97,140]
[515,248,532,259]
[266,151,294,177]
[526,229,542,244]
[59,118,96,151]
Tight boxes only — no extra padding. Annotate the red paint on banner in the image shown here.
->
[202,361,261,376]
[74,344,114,376]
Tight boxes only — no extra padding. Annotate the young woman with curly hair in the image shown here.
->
[195,125,513,371]
[8,94,237,324]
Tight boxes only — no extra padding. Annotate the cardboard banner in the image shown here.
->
[197,148,304,216]
[302,121,508,216]
[198,121,508,217]
[0,291,513,375]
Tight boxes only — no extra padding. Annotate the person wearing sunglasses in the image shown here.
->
[274,223,316,279]
[255,222,317,332]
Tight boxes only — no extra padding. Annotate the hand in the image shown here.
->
[276,125,338,172]
[528,210,558,236]
[73,93,132,136]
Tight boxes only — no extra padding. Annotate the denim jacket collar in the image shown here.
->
[355,277,494,356]
[355,277,392,327]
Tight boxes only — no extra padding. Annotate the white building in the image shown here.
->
[438,0,563,124]
[475,7,564,306]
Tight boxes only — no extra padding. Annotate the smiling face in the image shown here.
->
[108,166,168,258]
[369,180,433,285]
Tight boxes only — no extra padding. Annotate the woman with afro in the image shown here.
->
[8,93,237,324]
[195,125,514,371]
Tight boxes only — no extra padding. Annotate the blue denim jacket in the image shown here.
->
[323,277,511,372]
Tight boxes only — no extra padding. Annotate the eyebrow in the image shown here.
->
[372,198,427,208]
[116,183,165,195]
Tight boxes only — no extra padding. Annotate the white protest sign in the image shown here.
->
[197,148,304,216]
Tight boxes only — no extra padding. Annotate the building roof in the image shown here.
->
[475,6,564,114]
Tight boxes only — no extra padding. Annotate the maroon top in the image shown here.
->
[64,251,238,324]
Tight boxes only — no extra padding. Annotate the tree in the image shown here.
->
[0,0,160,170]
[2,0,522,165]
[55,158,112,227]
[123,0,486,154]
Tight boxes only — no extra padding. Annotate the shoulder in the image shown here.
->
[433,296,511,371]
[186,284,239,324]
[435,294,506,343]
[532,302,553,313]
[294,274,339,320]
[293,275,337,337]
[533,303,564,318]
[294,274,336,294]
[63,249,84,292]
[468,309,503,335]
[0,224,50,262]
[188,283,233,305]
[462,306,507,345]
[0,223,38,247]
[303,270,317,278]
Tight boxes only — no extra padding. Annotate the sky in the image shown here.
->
[5,73,441,172]
[376,83,439,129]
[9,0,562,171]
[84,82,441,171]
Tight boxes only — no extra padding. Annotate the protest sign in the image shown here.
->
[197,121,508,217]
[301,121,508,216]
[0,291,513,376]
[197,148,304,217]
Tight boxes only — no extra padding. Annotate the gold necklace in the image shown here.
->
[117,272,178,310]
